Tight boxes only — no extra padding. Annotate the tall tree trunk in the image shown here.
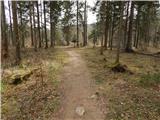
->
[8,1,14,46]
[100,34,104,55]
[110,14,114,50]
[104,2,109,49]
[12,1,21,64]
[85,0,88,46]
[76,0,79,47]
[1,1,8,58]
[29,1,34,46]
[104,18,109,49]
[50,1,54,47]
[44,1,48,49]
[125,1,134,52]
[115,3,124,64]
[33,2,37,51]
[134,4,141,48]
[41,0,43,46]
[83,0,87,46]
[36,1,41,48]
[20,2,25,48]
[123,1,129,48]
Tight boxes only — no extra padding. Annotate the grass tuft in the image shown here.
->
[139,73,160,87]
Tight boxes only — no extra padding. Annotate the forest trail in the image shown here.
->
[56,48,104,120]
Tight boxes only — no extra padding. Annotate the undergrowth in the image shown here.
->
[139,73,160,87]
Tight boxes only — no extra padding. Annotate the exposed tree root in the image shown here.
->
[107,62,132,73]
[125,48,135,53]
[111,63,127,72]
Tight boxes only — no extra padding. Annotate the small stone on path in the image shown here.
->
[90,94,97,99]
[75,106,85,116]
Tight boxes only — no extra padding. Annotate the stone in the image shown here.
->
[75,106,85,116]
[90,94,97,99]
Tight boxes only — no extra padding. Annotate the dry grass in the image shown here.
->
[79,47,160,120]
[1,48,69,120]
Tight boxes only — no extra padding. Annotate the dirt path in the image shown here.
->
[56,49,104,120]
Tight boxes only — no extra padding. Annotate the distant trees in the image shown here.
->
[50,1,61,47]
[90,1,160,67]
[1,0,160,65]
[61,1,74,46]
[92,1,160,53]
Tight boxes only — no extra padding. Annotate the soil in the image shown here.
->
[56,49,104,120]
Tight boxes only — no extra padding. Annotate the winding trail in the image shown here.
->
[56,49,104,120]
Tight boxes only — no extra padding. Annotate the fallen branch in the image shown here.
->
[133,51,160,58]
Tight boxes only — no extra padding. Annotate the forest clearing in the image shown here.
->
[1,0,160,120]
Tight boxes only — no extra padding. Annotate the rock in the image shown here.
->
[90,94,97,99]
[75,106,85,116]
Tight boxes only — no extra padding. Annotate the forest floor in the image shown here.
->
[1,46,160,120]
[1,48,69,120]
[78,47,160,120]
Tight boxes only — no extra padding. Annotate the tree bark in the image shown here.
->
[76,0,79,47]
[134,4,141,48]
[29,1,34,46]
[1,1,8,58]
[43,1,48,49]
[83,0,87,46]
[33,2,37,51]
[115,2,124,64]
[123,1,129,48]
[36,1,41,48]
[12,1,21,64]
[50,1,54,47]
[8,1,14,46]
[104,2,109,49]
[41,1,43,46]
[125,1,134,52]
[20,2,25,48]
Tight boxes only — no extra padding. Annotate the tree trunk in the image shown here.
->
[110,15,114,50]
[125,1,134,52]
[123,1,129,48]
[36,1,41,48]
[41,1,43,46]
[104,2,109,49]
[134,4,141,48]
[100,35,104,55]
[83,0,87,46]
[20,2,25,48]
[33,2,37,51]
[12,1,21,64]
[76,0,79,47]
[43,1,48,49]
[115,3,124,64]
[50,1,54,47]
[29,1,34,46]
[1,1,8,58]
[104,17,109,49]
[8,1,14,46]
